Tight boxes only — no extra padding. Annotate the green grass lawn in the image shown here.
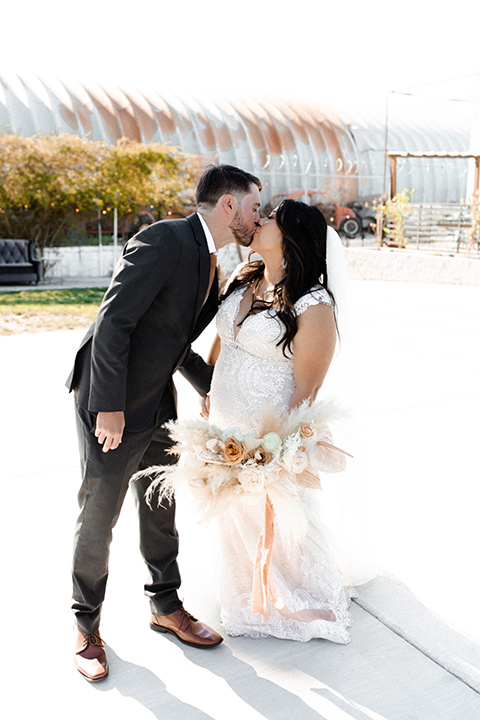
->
[0,288,107,334]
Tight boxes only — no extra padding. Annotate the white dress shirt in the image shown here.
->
[197,212,218,255]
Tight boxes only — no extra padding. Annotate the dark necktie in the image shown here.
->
[203,253,217,306]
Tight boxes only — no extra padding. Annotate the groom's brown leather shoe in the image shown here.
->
[150,607,223,648]
[74,628,108,681]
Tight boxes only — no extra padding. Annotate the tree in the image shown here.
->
[94,139,202,235]
[0,132,202,251]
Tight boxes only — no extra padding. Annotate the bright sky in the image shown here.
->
[1,0,479,111]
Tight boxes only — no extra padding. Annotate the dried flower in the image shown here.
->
[300,425,314,438]
[144,400,350,519]
[223,437,247,464]
[252,448,273,465]
[220,426,245,442]
[206,438,225,453]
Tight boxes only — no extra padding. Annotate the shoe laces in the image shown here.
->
[179,607,198,630]
[84,632,104,648]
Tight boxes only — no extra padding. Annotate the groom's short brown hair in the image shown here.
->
[196,164,262,207]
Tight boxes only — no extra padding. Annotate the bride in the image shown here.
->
[199,198,355,643]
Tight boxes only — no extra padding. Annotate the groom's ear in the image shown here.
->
[220,194,237,215]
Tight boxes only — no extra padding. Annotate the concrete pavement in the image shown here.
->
[0,280,479,719]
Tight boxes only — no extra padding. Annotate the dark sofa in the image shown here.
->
[0,239,43,285]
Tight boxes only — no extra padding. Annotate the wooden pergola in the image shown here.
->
[386,151,480,199]
[383,151,480,253]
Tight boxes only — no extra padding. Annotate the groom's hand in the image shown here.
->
[95,411,125,452]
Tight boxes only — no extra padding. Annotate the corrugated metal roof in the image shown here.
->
[0,73,472,204]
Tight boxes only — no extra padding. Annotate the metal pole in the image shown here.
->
[382,91,390,199]
[304,160,312,203]
[113,206,118,254]
[97,207,103,276]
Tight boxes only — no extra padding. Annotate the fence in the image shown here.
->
[382,202,480,255]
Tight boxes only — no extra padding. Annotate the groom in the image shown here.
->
[67,164,262,681]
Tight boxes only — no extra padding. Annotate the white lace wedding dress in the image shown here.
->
[208,284,353,643]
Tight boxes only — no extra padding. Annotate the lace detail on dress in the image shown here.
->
[294,284,332,315]
[214,491,353,644]
[209,283,352,643]
[210,285,333,433]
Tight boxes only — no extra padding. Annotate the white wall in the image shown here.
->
[43,244,480,286]
[43,243,248,281]
[43,246,123,279]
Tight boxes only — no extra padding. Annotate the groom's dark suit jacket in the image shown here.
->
[67,213,218,432]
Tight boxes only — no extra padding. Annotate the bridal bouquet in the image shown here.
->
[142,399,351,526]
[138,399,352,619]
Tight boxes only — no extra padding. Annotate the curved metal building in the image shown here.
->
[0,72,472,206]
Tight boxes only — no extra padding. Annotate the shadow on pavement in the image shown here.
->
[93,646,211,719]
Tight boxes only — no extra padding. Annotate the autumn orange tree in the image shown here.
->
[0,132,202,251]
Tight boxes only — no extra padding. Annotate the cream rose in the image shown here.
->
[262,432,282,453]
[282,448,309,474]
[237,466,266,493]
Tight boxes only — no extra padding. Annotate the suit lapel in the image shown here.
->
[186,213,211,330]
[190,269,218,341]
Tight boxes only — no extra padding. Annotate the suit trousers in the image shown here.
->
[72,387,181,633]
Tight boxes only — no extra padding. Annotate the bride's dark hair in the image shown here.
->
[223,198,336,355]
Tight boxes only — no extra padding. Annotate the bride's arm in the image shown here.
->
[201,263,245,419]
[207,333,221,365]
[289,303,337,410]
[200,333,221,419]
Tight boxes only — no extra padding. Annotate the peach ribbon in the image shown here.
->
[252,494,336,623]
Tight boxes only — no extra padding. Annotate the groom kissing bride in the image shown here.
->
[68,159,357,683]
[67,164,262,682]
